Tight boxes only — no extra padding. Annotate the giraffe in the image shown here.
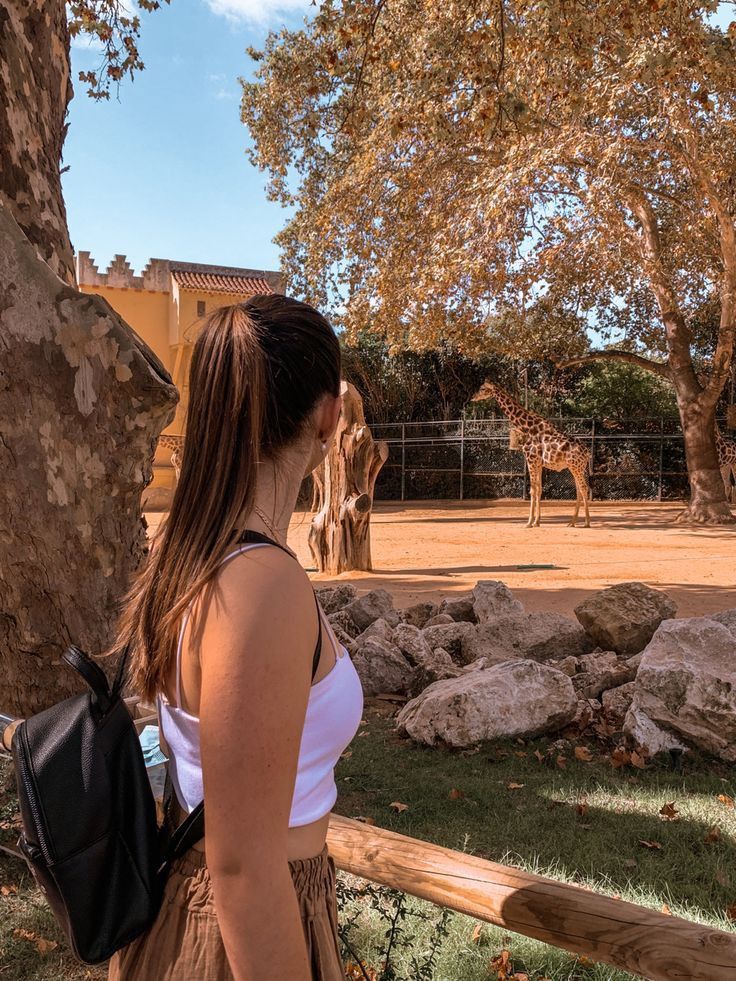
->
[471,380,592,527]
[716,423,736,504]
[158,434,185,481]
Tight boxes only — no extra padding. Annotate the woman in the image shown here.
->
[109,295,363,980]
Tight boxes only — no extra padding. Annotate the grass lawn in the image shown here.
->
[1,702,734,980]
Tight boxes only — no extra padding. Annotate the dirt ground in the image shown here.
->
[147,500,735,618]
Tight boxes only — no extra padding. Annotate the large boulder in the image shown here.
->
[344,589,399,632]
[623,618,736,761]
[394,624,462,693]
[574,582,676,655]
[350,637,413,696]
[472,581,524,623]
[349,618,396,655]
[316,584,358,615]
[462,613,593,664]
[327,609,360,639]
[396,660,577,748]
[710,609,736,636]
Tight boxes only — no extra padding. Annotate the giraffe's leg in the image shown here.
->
[528,462,542,527]
[569,472,591,527]
[721,465,732,502]
[525,459,536,527]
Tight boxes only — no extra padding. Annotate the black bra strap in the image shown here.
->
[236,529,322,681]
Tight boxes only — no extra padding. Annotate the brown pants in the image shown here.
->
[108,846,346,980]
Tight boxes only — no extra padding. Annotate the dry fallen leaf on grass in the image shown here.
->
[717,794,734,809]
[449,788,465,800]
[556,756,567,769]
[576,801,589,817]
[629,750,647,769]
[506,782,525,790]
[574,746,593,762]
[704,827,721,845]
[490,949,512,979]
[610,747,630,769]
[726,902,736,922]
[661,903,672,915]
[389,801,409,813]
[472,923,483,943]
[533,749,545,762]
[12,929,58,955]
[638,839,663,850]
[659,801,679,821]
[1,884,18,895]
[514,751,527,758]
[340,750,353,760]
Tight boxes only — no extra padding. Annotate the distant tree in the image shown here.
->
[561,362,678,424]
[243,1,736,523]
[0,2,175,714]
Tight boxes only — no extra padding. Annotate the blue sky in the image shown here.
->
[65,2,734,279]
[63,0,313,275]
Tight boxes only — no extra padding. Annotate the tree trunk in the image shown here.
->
[0,1,76,285]
[309,383,388,575]
[0,207,178,715]
[675,394,734,524]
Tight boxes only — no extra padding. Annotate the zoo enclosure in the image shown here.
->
[370,416,725,503]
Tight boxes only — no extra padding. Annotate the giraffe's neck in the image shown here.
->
[490,389,556,434]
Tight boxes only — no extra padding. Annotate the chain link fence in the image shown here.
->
[371,417,699,502]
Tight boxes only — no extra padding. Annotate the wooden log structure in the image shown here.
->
[327,814,736,981]
[309,382,388,575]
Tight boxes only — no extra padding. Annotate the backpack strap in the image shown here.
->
[63,646,114,713]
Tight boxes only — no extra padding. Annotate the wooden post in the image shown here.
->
[327,815,736,981]
[308,382,388,575]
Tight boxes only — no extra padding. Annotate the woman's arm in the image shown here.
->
[198,548,316,981]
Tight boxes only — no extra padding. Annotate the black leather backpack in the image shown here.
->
[11,645,203,964]
[10,529,319,965]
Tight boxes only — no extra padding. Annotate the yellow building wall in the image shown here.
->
[79,284,170,371]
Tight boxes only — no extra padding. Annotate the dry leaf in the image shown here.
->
[449,788,465,800]
[1,884,18,896]
[659,801,679,821]
[389,801,409,813]
[574,746,593,762]
[576,955,595,967]
[353,815,375,825]
[340,750,353,760]
[490,949,512,979]
[506,782,525,790]
[576,801,589,817]
[727,902,736,922]
[533,749,545,762]
[611,747,630,769]
[630,750,647,769]
[638,839,662,850]
[661,903,672,915]
[556,755,567,769]
[717,794,735,809]
[514,751,527,758]
[472,923,483,943]
[704,826,721,845]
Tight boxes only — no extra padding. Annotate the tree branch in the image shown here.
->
[554,349,672,379]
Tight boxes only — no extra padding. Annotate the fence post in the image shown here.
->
[459,416,465,501]
[401,423,406,503]
[657,419,665,502]
[589,419,596,502]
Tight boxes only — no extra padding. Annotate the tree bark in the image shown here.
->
[674,392,734,524]
[0,207,178,715]
[309,383,388,575]
[0,1,76,285]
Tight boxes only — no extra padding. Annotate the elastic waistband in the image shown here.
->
[173,843,332,888]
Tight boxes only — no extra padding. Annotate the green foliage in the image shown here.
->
[561,362,678,422]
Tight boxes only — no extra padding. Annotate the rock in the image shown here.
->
[623,704,687,755]
[462,613,593,665]
[350,638,414,696]
[328,622,354,650]
[409,647,462,695]
[403,602,438,628]
[574,582,676,655]
[472,581,524,623]
[316,584,358,615]
[424,613,455,627]
[393,623,433,665]
[344,589,396,632]
[551,656,579,677]
[350,618,395,655]
[327,609,360,639]
[573,651,637,699]
[602,682,636,718]
[438,593,477,623]
[623,618,736,760]
[709,609,736,637]
[422,621,477,662]
[396,659,577,748]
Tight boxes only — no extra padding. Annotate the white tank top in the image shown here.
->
[156,542,364,827]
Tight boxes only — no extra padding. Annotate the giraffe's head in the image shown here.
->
[471,379,501,404]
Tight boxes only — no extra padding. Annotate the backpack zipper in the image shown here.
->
[16,724,54,865]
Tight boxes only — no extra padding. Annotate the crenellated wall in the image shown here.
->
[76,252,172,292]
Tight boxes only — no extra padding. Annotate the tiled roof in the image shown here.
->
[170,269,276,295]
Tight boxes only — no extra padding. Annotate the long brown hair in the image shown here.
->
[114,294,341,701]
